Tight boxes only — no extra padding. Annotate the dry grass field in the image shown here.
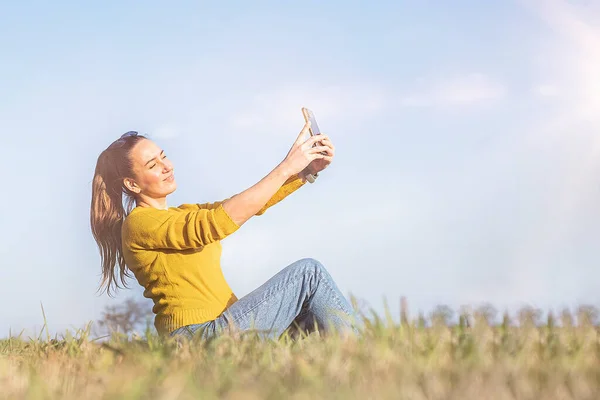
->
[2,303,600,399]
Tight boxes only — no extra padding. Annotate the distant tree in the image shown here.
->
[501,310,512,329]
[576,305,599,327]
[560,308,574,328]
[430,305,454,327]
[517,306,542,327]
[417,311,427,329]
[458,305,472,328]
[95,297,154,336]
[547,310,556,329]
[474,303,498,326]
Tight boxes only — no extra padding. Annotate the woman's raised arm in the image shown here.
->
[222,122,332,226]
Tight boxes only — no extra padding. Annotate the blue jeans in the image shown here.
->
[170,258,361,341]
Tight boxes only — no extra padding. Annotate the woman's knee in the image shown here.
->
[291,257,328,278]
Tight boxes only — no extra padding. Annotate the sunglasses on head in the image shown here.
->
[120,131,139,139]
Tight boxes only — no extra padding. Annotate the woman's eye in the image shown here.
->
[149,155,166,169]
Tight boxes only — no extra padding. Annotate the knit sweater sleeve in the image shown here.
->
[124,204,240,250]
[256,174,305,215]
[178,174,305,216]
[177,201,228,211]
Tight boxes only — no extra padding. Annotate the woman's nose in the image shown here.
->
[163,160,174,171]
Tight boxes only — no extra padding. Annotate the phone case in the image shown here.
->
[301,107,326,155]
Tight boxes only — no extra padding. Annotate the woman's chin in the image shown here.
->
[165,181,177,194]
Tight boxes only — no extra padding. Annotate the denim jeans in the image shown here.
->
[170,258,361,341]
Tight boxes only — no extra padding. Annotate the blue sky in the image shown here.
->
[1,0,600,338]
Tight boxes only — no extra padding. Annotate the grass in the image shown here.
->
[2,304,600,399]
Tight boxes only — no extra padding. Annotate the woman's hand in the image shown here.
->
[301,135,335,177]
[280,121,333,177]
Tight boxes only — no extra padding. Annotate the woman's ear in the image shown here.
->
[123,177,141,194]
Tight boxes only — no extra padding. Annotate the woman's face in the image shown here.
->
[126,138,177,199]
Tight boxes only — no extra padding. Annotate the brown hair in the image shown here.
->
[90,131,147,297]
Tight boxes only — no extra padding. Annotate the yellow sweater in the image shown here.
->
[121,175,305,336]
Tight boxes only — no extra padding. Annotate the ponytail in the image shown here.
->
[90,132,146,297]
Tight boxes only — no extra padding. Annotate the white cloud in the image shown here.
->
[522,0,600,152]
[523,0,600,118]
[228,83,386,135]
[535,84,559,97]
[400,73,506,107]
[506,0,600,286]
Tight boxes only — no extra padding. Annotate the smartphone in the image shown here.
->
[301,107,326,154]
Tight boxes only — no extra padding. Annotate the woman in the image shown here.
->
[90,121,360,341]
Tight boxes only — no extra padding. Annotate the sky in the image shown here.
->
[1,0,600,338]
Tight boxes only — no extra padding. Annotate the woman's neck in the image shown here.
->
[136,197,168,210]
